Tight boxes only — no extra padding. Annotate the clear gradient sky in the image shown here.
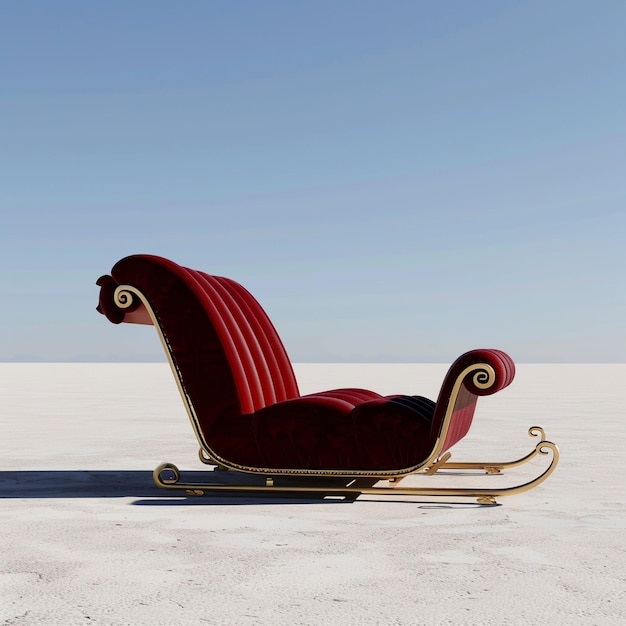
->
[1,1,624,363]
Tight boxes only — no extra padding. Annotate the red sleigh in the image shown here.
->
[97,254,558,504]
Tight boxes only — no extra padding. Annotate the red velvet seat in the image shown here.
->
[96,254,558,503]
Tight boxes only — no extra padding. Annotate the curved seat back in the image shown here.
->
[106,255,300,437]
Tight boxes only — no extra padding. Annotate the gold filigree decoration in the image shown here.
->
[529,426,546,440]
[154,462,181,486]
[472,366,495,390]
[113,287,136,310]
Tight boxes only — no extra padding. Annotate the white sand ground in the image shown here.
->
[1,363,625,625]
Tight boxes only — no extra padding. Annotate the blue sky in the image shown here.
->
[1,0,624,362]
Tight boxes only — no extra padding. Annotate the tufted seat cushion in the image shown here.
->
[206,392,435,471]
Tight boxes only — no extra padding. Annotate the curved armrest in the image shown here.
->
[443,349,515,397]
[431,349,516,454]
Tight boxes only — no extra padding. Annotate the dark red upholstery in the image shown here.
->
[97,255,515,473]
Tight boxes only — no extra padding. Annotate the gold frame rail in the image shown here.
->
[425,426,549,475]
[153,440,559,506]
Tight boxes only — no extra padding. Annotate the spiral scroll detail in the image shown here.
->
[472,366,495,390]
[153,463,181,487]
[113,287,136,310]
[528,426,547,440]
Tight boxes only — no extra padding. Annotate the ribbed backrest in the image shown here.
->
[109,255,300,424]
[190,270,300,414]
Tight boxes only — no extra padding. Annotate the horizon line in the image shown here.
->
[1,359,625,365]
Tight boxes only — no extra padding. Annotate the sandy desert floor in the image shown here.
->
[1,362,625,625]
